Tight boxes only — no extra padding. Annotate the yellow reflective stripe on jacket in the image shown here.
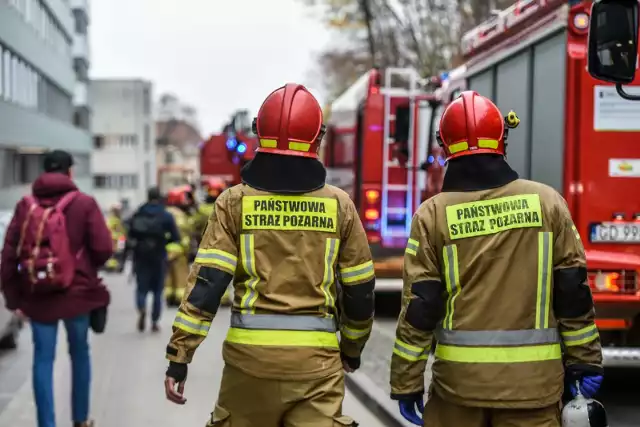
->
[226,327,339,348]
[561,324,599,347]
[405,238,419,256]
[571,225,581,240]
[341,325,369,340]
[239,234,260,314]
[442,244,460,330]
[535,232,553,329]
[393,338,429,362]
[435,343,562,363]
[173,312,211,336]
[166,242,184,254]
[195,248,237,272]
[339,260,374,284]
[322,238,340,311]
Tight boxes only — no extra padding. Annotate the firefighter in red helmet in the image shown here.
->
[390,91,602,427]
[164,84,374,426]
[164,186,195,307]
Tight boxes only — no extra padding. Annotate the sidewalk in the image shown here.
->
[0,272,383,427]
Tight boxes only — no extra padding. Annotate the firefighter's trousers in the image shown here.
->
[207,364,357,427]
[424,390,561,427]
[164,255,189,304]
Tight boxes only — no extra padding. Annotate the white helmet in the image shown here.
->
[562,387,608,427]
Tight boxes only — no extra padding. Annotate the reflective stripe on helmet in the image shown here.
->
[260,138,277,148]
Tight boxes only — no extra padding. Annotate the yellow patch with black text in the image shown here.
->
[242,196,337,232]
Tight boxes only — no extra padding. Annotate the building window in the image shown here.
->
[144,124,150,152]
[165,150,174,165]
[93,135,104,149]
[93,174,139,189]
[72,153,90,177]
[8,0,72,57]
[143,87,151,116]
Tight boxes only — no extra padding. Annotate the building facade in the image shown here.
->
[155,93,202,195]
[90,79,156,212]
[0,0,93,209]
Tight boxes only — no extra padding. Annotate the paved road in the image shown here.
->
[0,272,385,427]
[374,316,640,426]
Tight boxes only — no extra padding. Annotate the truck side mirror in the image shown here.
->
[588,0,640,99]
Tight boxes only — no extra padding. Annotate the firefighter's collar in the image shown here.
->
[441,155,519,192]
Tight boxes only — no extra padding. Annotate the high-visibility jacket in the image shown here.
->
[194,202,215,239]
[106,214,125,237]
[165,206,192,259]
[165,184,375,380]
[390,178,602,408]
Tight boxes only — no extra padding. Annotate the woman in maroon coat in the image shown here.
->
[0,150,113,427]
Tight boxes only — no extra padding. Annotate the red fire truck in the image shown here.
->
[322,68,442,286]
[200,110,258,187]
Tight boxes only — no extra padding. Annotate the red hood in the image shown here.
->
[32,172,78,199]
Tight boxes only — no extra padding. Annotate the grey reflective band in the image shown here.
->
[394,340,428,360]
[340,262,374,280]
[230,312,337,332]
[436,327,560,346]
[562,326,599,344]
[406,239,418,252]
[197,251,236,266]
[174,316,210,334]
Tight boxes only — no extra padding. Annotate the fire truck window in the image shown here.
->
[449,88,461,102]
[394,105,410,144]
[495,50,531,179]
[468,69,494,101]
[530,33,566,192]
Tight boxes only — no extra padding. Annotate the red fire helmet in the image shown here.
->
[166,185,192,206]
[437,91,519,161]
[252,83,325,158]
[202,177,226,198]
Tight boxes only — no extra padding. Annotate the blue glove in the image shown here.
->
[569,374,603,399]
[398,396,424,426]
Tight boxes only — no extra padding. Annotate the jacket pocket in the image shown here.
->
[206,404,231,426]
[333,415,358,426]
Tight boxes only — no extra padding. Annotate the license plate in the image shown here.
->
[590,222,640,243]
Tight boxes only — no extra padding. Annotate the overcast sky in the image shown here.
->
[90,0,330,135]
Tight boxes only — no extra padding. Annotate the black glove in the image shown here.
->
[341,353,361,371]
[166,361,188,382]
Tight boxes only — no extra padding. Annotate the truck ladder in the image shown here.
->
[380,67,421,243]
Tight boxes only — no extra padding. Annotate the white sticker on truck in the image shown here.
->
[609,159,640,177]
[594,86,640,131]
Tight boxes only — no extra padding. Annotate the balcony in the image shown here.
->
[72,33,90,63]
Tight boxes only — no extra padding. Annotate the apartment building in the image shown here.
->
[0,0,93,209]
[90,79,156,211]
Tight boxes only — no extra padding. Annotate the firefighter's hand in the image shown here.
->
[165,362,188,405]
[341,353,360,373]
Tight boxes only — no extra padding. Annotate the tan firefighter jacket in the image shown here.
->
[166,206,192,260]
[390,178,602,408]
[165,184,375,380]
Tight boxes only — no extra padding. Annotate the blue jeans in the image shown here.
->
[135,261,167,322]
[31,314,91,427]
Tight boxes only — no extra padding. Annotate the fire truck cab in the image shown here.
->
[454,0,640,367]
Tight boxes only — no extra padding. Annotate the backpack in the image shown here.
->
[16,191,79,295]
[129,209,166,257]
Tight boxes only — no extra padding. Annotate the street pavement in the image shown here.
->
[0,271,385,427]
[372,315,640,426]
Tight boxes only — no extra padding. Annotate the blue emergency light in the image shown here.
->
[226,137,238,150]
[237,143,247,154]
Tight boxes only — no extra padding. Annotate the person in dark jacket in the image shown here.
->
[0,150,112,427]
[128,187,180,332]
